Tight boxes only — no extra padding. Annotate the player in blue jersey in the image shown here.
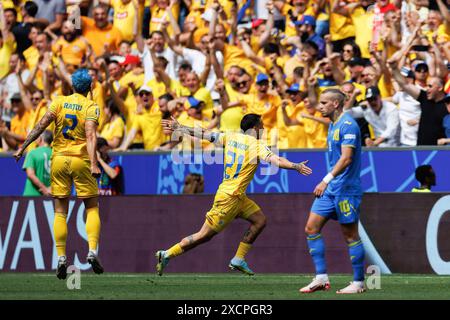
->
[299,88,366,294]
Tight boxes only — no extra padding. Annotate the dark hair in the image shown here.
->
[342,40,362,58]
[150,30,164,38]
[37,31,52,43]
[24,1,39,17]
[263,43,280,56]
[97,137,109,150]
[415,165,433,184]
[293,66,304,78]
[4,8,18,18]
[240,113,262,132]
[159,93,174,101]
[156,56,169,69]
[178,61,193,71]
[106,99,121,116]
[119,40,132,47]
[41,130,53,145]
[30,22,46,33]
[304,40,319,53]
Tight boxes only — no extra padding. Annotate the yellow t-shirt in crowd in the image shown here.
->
[150,3,179,37]
[111,0,142,42]
[11,110,33,143]
[329,0,356,41]
[52,37,88,66]
[0,34,15,79]
[100,116,125,143]
[147,78,189,99]
[131,109,163,150]
[223,44,256,76]
[81,17,123,56]
[281,3,316,38]
[300,111,327,148]
[275,101,306,149]
[351,8,373,59]
[48,93,100,158]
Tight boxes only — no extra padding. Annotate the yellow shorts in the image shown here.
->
[205,192,261,233]
[51,155,98,198]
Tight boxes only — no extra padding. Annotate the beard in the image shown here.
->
[300,32,309,43]
[64,33,77,42]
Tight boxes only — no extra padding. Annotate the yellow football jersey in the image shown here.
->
[49,93,100,158]
[216,132,273,196]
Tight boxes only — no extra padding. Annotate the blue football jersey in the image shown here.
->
[325,113,362,196]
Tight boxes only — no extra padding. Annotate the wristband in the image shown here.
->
[322,173,334,184]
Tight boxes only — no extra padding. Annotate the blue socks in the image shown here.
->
[348,239,365,281]
[306,233,327,275]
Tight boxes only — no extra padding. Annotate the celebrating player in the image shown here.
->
[299,89,366,294]
[157,114,313,276]
[13,69,104,279]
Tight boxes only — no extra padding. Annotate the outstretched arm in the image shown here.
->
[161,116,219,143]
[266,154,312,175]
[13,111,56,160]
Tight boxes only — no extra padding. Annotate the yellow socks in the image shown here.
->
[166,243,184,258]
[53,212,68,257]
[86,206,101,252]
[235,242,252,260]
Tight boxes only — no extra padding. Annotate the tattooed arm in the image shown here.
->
[161,116,219,143]
[13,111,56,161]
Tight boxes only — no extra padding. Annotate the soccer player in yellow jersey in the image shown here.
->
[13,69,104,280]
[157,114,313,275]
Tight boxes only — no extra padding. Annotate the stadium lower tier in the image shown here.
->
[1,193,449,274]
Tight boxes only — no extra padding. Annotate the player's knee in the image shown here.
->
[257,215,267,230]
[305,225,319,235]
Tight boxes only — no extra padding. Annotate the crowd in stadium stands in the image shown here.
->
[0,0,450,153]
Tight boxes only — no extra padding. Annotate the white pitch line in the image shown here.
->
[17,274,450,279]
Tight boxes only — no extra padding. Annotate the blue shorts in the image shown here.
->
[310,194,361,224]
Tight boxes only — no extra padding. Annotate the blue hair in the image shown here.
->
[71,68,92,94]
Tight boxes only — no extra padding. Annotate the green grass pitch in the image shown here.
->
[1,273,449,300]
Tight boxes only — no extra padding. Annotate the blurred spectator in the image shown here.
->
[0,93,32,150]
[81,4,123,56]
[34,0,66,31]
[97,137,124,196]
[345,86,400,147]
[411,164,436,193]
[99,99,125,149]
[182,173,204,194]
[22,130,52,196]
[11,1,38,57]
[437,93,450,145]
[390,58,448,146]
[391,68,421,146]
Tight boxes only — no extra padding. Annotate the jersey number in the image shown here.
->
[339,200,351,216]
[63,114,78,140]
[224,151,244,180]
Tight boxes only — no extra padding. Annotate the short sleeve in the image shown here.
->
[48,99,60,115]
[340,122,359,148]
[56,0,67,14]
[86,103,100,124]
[257,141,274,162]
[210,132,225,146]
[112,118,125,138]
[22,150,36,170]
[131,116,141,131]
[417,90,427,106]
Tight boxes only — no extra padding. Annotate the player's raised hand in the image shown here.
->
[313,181,328,198]
[295,160,312,176]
